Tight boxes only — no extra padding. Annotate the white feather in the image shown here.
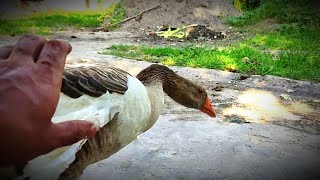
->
[21,75,158,180]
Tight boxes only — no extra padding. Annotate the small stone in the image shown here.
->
[79,58,92,63]
[239,74,249,80]
[279,94,292,101]
[200,1,209,7]
[221,32,227,38]
[286,89,295,93]
[213,85,223,91]
[70,35,77,38]
[313,99,320,103]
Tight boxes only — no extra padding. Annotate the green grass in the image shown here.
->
[225,0,320,27]
[0,11,102,35]
[97,0,318,81]
[100,26,320,82]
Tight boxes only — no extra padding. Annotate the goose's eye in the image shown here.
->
[198,89,204,94]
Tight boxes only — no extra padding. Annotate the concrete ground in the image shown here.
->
[1,32,319,179]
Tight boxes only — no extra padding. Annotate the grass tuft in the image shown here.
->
[103,0,126,30]
[0,11,102,35]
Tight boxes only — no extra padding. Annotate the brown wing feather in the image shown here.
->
[61,66,131,98]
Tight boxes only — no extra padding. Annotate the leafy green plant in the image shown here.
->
[225,0,320,27]
[99,3,116,22]
[104,0,127,30]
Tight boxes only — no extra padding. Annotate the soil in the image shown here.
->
[118,0,239,33]
[0,31,319,179]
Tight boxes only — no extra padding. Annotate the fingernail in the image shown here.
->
[86,125,97,138]
[47,39,72,53]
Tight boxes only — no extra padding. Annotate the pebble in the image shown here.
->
[239,74,249,80]
[213,85,223,91]
[279,94,292,101]
[286,89,295,93]
[313,99,320,103]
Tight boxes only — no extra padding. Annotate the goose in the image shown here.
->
[20,64,216,180]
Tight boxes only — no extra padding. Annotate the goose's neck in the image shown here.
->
[136,64,175,85]
[136,64,186,107]
[142,82,164,131]
[136,64,176,94]
[136,65,176,131]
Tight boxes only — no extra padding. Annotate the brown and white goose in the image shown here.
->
[21,64,216,180]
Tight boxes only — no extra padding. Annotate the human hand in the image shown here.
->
[0,35,97,167]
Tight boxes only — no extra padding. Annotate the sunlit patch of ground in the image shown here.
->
[222,89,316,123]
[287,102,314,115]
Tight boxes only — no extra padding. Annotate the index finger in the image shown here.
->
[0,45,14,60]
[37,39,72,82]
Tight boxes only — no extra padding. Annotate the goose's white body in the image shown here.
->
[22,75,164,180]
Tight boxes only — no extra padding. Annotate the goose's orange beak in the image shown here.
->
[200,96,216,117]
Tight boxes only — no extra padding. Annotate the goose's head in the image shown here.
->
[137,64,216,117]
[163,72,216,118]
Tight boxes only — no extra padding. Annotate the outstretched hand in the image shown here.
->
[0,35,97,167]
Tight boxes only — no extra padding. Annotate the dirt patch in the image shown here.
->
[119,0,239,33]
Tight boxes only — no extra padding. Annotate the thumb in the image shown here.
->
[49,120,97,149]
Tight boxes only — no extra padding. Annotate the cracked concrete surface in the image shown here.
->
[1,32,319,179]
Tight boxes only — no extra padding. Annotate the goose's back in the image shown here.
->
[22,66,152,180]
